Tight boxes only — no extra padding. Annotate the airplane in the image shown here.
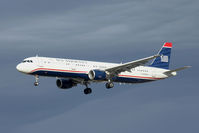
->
[16,42,190,95]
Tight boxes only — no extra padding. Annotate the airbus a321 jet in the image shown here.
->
[16,42,190,95]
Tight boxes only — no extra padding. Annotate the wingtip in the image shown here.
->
[155,54,160,57]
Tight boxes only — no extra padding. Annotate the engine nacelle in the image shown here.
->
[88,70,107,80]
[56,79,77,89]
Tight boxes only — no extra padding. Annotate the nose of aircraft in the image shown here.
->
[16,63,23,72]
[16,62,34,73]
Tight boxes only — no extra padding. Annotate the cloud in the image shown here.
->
[0,0,199,133]
[17,85,199,133]
[1,0,198,49]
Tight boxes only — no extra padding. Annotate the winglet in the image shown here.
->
[155,54,161,58]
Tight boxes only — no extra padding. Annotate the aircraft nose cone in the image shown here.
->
[16,64,22,72]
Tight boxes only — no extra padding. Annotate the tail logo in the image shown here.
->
[161,55,168,62]
[150,42,172,69]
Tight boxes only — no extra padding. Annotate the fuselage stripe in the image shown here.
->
[119,75,162,80]
[31,68,161,80]
[31,68,87,73]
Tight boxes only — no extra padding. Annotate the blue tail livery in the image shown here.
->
[150,42,172,69]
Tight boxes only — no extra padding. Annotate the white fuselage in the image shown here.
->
[16,42,189,95]
[16,57,171,84]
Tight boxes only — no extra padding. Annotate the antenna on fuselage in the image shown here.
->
[120,59,123,64]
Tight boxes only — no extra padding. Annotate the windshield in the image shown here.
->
[22,60,33,63]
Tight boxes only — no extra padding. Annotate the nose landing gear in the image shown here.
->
[34,75,39,86]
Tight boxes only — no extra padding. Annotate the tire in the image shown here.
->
[34,82,39,86]
[84,88,92,95]
[106,82,114,89]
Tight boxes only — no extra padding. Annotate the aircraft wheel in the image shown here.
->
[34,82,39,86]
[84,88,92,95]
[106,82,114,89]
[34,75,39,86]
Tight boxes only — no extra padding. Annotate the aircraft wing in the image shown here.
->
[105,55,159,76]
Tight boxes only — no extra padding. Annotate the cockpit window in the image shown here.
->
[22,60,33,63]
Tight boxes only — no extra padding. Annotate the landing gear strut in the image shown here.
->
[34,75,39,86]
[83,82,92,95]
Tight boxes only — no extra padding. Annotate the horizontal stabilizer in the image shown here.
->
[164,66,191,76]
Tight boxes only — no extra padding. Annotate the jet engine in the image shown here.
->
[56,79,77,89]
[88,70,107,80]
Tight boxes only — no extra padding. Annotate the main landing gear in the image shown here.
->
[106,80,114,89]
[83,82,92,95]
[34,75,39,86]
[83,80,114,95]
[84,88,92,95]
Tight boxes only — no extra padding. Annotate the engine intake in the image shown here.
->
[88,70,107,80]
[56,79,77,89]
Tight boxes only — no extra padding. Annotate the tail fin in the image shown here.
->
[150,42,172,69]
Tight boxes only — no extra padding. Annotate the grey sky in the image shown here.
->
[0,0,198,133]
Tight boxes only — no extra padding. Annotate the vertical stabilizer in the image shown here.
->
[150,42,172,69]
